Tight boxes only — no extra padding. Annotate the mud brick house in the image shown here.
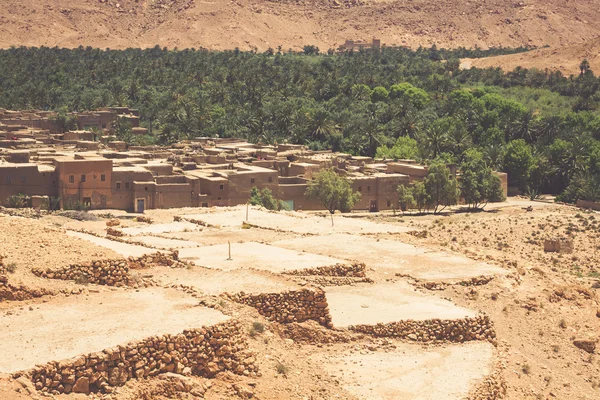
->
[0,111,508,213]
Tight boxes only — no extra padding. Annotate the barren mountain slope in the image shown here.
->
[1,0,600,54]
[463,38,600,75]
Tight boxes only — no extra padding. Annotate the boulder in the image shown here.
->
[573,338,596,354]
[72,377,90,394]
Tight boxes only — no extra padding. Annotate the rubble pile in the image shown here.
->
[226,288,333,328]
[468,369,507,400]
[349,315,497,344]
[27,320,258,395]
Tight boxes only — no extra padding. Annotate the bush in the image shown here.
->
[6,193,27,208]
[275,362,289,375]
[249,187,289,211]
[5,262,17,273]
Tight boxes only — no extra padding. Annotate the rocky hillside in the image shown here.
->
[1,0,600,58]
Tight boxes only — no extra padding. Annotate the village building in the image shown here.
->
[0,109,508,213]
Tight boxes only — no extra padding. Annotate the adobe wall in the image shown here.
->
[349,315,496,344]
[493,171,508,198]
[27,320,258,395]
[55,159,112,209]
[0,164,57,204]
[226,288,333,328]
[577,199,600,211]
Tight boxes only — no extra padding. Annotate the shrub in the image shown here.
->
[5,262,17,273]
[276,362,289,375]
[6,193,27,208]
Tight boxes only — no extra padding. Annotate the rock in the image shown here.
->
[407,333,418,341]
[573,338,596,354]
[72,377,90,394]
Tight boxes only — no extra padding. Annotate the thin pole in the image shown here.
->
[227,241,232,260]
[246,203,249,222]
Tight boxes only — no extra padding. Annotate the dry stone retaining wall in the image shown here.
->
[26,320,257,395]
[283,262,366,277]
[32,251,188,287]
[349,315,496,344]
[0,275,54,301]
[226,288,333,328]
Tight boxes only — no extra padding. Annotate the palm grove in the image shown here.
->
[1,46,599,203]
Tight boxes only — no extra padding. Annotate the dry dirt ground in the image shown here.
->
[2,0,600,71]
[1,200,599,399]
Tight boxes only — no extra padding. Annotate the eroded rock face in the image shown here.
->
[28,320,258,395]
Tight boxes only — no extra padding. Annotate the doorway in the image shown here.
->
[136,198,145,213]
[369,200,378,212]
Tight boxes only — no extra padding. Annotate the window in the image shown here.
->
[367,185,371,192]
[217,196,222,200]
[100,174,106,182]
[201,202,209,207]
[69,175,74,183]
[250,178,255,184]
[21,176,26,184]
[358,186,362,192]
[125,182,130,189]
[6,176,11,184]
[268,177,273,183]
[116,182,121,190]
[219,184,224,190]
[81,175,86,183]
[387,200,391,207]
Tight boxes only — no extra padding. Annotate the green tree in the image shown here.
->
[375,136,419,160]
[249,187,289,211]
[111,116,133,144]
[424,162,460,214]
[371,86,389,103]
[503,139,534,192]
[305,169,361,225]
[412,181,429,214]
[460,149,506,210]
[51,106,77,133]
[397,184,415,214]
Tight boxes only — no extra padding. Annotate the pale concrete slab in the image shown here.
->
[325,282,475,327]
[275,233,507,281]
[0,288,229,373]
[178,242,345,273]
[120,221,200,236]
[132,235,199,249]
[67,230,151,258]
[318,342,494,400]
[183,206,412,235]
[147,266,299,295]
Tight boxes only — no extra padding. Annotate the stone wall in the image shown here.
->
[27,320,258,395]
[32,251,187,287]
[32,259,131,287]
[1,275,54,301]
[468,369,507,400]
[226,288,333,328]
[283,262,366,277]
[577,199,600,211]
[349,315,496,344]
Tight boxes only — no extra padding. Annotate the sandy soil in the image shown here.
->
[325,282,475,327]
[317,341,494,400]
[127,235,200,249]
[178,241,346,272]
[184,206,412,235]
[0,288,228,373]
[120,221,200,236]
[275,233,507,281]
